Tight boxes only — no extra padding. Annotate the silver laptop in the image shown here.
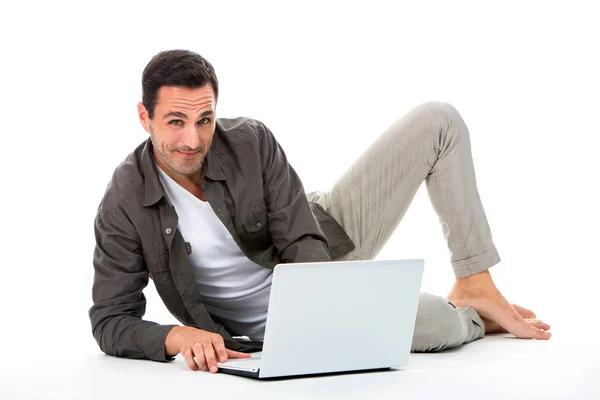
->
[217,259,424,379]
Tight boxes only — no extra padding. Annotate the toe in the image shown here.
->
[539,331,552,339]
[533,326,552,339]
[512,304,536,319]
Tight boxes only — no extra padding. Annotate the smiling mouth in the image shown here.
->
[176,151,201,159]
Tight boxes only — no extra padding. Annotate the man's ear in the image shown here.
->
[137,102,151,134]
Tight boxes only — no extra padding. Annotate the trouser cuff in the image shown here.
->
[451,246,501,279]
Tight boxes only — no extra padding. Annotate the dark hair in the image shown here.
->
[142,49,219,119]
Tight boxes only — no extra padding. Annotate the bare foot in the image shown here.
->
[481,304,551,334]
[447,270,552,340]
[482,304,535,333]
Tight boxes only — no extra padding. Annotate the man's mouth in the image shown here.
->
[176,151,200,159]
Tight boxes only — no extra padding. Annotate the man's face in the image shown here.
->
[138,84,217,178]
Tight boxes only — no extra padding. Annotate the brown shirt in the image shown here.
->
[89,117,355,362]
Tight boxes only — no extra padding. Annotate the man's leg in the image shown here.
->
[411,293,484,352]
[308,102,550,351]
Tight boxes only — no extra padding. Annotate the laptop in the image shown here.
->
[217,259,424,379]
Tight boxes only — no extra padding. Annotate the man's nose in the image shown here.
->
[181,124,201,150]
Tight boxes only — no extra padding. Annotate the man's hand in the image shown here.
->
[165,326,252,373]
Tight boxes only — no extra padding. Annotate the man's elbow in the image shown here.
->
[90,314,146,360]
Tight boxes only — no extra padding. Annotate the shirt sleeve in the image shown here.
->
[257,121,332,263]
[89,205,178,362]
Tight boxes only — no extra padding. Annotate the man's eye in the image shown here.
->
[169,120,182,126]
[198,118,211,125]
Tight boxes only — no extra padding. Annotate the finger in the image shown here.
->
[182,348,199,371]
[212,337,228,363]
[226,349,252,359]
[192,342,208,371]
[203,342,219,374]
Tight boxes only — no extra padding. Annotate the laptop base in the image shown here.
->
[218,366,393,380]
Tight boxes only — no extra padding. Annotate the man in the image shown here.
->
[90,50,551,374]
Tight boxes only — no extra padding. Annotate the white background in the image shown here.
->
[0,0,598,394]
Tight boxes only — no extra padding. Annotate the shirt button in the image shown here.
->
[165,228,173,235]
[256,222,262,228]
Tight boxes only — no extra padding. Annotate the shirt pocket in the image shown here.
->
[241,206,269,233]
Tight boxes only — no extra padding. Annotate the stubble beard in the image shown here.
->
[150,129,205,176]
[161,148,205,176]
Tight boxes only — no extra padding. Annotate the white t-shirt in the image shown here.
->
[157,166,271,341]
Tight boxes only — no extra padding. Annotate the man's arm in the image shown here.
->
[89,205,177,362]
[257,121,332,263]
[89,204,252,370]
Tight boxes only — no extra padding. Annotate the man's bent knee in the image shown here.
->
[414,101,461,122]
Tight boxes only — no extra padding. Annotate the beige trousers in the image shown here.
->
[308,102,501,351]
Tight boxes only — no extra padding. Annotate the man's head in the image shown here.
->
[137,50,219,179]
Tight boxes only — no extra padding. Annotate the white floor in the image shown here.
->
[2,329,597,399]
